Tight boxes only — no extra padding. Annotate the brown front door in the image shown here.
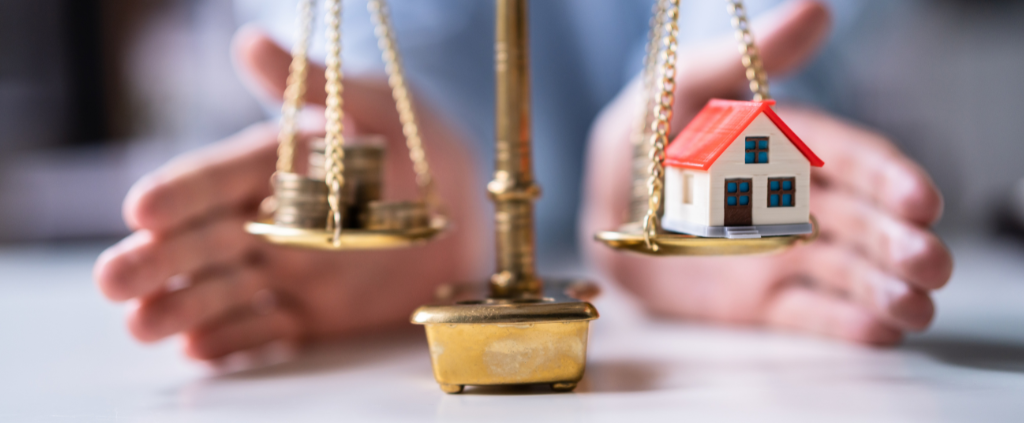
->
[724,178,752,226]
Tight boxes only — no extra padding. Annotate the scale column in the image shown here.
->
[488,0,541,299]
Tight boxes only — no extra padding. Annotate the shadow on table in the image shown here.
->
[905,335,1024,373]
[576,359,668,393]
[218,328,426,380]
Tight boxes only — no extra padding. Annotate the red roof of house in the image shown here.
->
[664,99,824,170]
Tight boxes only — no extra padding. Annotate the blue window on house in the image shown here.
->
[727,182,737,193]
[739,196,749,205]
[739,182,749,192]
[745,136,768,164]
[768,177,795,208]
[727,196,737,206]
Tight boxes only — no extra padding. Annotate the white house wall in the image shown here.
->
[665,167,711,226]
[707,113,810,226]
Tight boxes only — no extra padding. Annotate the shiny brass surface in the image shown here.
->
[439,384,464,394]
[276,0,313,174]
[413,2,599,394]
[245,216,446,251]
[595,216,819,256]
[551,382,578,392]
[422,321,590,390]
[630,1,667,223]
[489,0,540,299]
[411,291,599,326]
[411,280,598,392]
[727,0,770,101]
[322,0,346,244]
[640,0,679,250]
[368,0,440,211]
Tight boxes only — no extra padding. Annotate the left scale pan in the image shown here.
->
[246,0,447,251]
[245,218,447,251]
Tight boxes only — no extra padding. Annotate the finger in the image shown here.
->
[233,26,404,135]
[233,25,328,105]
[124,123,278,233]
[812,186,953,290]
[183,308,302,360]
[126,266,269,342]
[95,215,255,301]
[779,107,944,226]
[675,0,831,110]
[786,243,936,331]
[764,285,903,346]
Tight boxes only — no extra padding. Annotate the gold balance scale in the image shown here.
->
[246,0,817,394]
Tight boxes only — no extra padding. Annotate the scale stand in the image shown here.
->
[411,0,599,394]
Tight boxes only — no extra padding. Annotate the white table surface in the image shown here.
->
[2,233,1023,422]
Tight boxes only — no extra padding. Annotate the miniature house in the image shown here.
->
[662,99,824,239]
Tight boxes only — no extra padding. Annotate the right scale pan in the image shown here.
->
[595,0,823,257]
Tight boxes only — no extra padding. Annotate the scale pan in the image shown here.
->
[595,216,818,256]
[245,216,447,251]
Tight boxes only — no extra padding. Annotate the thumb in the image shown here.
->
[674,0,831,112]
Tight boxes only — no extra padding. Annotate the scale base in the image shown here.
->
[244,216,447,251]
[411,280,599,394]
[594,215,818,256]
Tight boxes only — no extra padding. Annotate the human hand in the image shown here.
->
[94,28,485,362]
[582,0,952,345]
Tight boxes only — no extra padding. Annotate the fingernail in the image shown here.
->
[892,230,926,268]
[208,350,259,375]
[259,340,299,366]
[166,274,192,292]
[878,277,931,329]
[110,231,156,292]
[878,276,908,307]
[124,299,142,317]
[205,340,298,375]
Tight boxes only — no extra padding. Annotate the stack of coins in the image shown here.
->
[366,200,431,231]
[272,172,331,228]
[308,137,385,228]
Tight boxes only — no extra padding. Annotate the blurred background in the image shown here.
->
[0,0,263,241]
[1,0,1023,261]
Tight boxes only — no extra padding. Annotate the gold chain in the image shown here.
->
[323,0,345,245]
[639,1,664,140]
[276,0,315,173]
[629,0,665,222]
[367,0,439,211]
[642,0,679,251]
[727,0,771,100]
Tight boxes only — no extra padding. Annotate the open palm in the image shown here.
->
[582,1,952,344]
[94,29,484,361]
